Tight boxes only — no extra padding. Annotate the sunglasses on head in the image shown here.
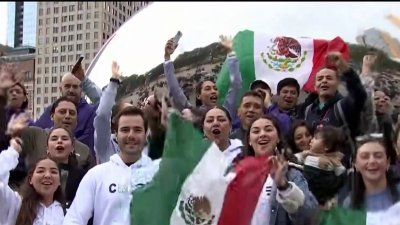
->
[355,133,383,144]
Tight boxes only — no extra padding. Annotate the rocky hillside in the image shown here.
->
[118,42,400,106]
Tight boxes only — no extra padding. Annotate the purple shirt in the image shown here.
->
[34,98,97,156]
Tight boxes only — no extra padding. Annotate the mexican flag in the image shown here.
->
[216,30,349,104]
[131,112,271,225]
[318,203,400,225]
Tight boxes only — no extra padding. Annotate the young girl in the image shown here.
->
[295,126,347,206]
[0,139,65,225]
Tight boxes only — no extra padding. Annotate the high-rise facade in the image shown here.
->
[34,2,149,119]
[7,2,37,48]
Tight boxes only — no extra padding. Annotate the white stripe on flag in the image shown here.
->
[367,202,400,225]
[253,32,314,94]
[170,142,236,225]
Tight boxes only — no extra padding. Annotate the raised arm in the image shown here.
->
[220,35,242,119]
[164,38,191,112]
[0,138,24,224]
[71,61,102,104]
[94,61,121,164]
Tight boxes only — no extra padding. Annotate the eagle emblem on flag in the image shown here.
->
[260,36,307,72]
[178,195,215,225]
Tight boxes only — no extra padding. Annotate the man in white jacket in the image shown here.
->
[63,106,158,225]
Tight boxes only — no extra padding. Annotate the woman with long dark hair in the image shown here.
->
[0,140,65,225]
[287,120,313,154]
[46,127,87,208]
[345,122,400,211]
[238,115,317,225]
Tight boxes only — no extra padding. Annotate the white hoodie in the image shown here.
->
[63,153,158,225]
[0,146,64,225]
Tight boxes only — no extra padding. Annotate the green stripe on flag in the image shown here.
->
[217,30,255,105]
[318,206,366,225]
[130,112,211,225]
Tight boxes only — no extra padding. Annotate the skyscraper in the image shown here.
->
[34,2,149,119]
[7,2,37,48]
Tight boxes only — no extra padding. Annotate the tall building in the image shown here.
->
[34,2,150,119]
[7,2,38,48]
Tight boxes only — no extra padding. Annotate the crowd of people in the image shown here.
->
[0,34,400,225]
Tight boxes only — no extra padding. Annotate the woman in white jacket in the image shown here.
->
[0,137,65,225]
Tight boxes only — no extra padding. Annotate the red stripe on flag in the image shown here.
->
[217,156,270,225]
[303,37,349,92]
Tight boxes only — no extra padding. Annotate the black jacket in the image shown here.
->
[302,68,367,138]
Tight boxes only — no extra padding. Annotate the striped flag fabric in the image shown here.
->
[216,29,349,104]
[130,112,270,225]
[318,203,400,225]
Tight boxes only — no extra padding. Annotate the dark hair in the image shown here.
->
[239,90,264,106]
[46,126,78,167]
[277,78,300,96]
[201,106,232,128]
[195,78,216,107]
[111,100,132,133]
[50,96,77,115]
[395,123,400,151]
[250,80,271,91]
[15,156,65,225]
[287,120,312,154]
[243,115,285,157]
[114,106,148,132]
[11,82,29,110]
[314,126,346,153]
[351,121,400,209]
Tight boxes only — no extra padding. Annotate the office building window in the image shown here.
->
[77,34,82,40]
[94,11,99,18]
[39,8,43,16]
[38,58,42,64]
[60,66,65,72]
[85,53,90,59]
[52,76,58,83]
[52,67,57,73]
[45,77,49,84]
[44,87,48,94]
[52,97,57,102]
[93,42,98,48]
[94,32,98,38]
[86,33,90,39]
[37,98,41,104]
[94,22,98,29]
[53,36,58,43]
[76,44,82,51]
[62,6,67,13]
[69,5,75,11]
[68,55,74,62]
[87,13,91,19]
[78,2,83,10]
[45,68,49,74]
[77,24,82,30]
[37,87,41,94]
[46,8,51,14]
[44,97,48,104]
[68,35,74,41]
[53,27,59,33]
[77,14,83,20]
[68,45,73,51]
[69,25,74,32]
[69,15,74,21]
[61,56,66,62]
[54,7,59,14]
[52,87,58,93]
[53,47,59,53]
[39,19,43,26]
[45,57,49,64]
[52,57,58,63]
[62,16,67,22]
[86,22,90,29]
[53,17,58,23]
[61,46,66,52]
[37,67,42,74]
[85,43,90,50]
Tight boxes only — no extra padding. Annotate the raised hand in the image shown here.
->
[164,38,177,61]
[325,52,349,74]
[268,155,289,189]
[6,113,30,138]
[111,61,121,79]
[71,62,85,81]
[10,137,23,153]
[219,35,233,54]
[0,63,21,91]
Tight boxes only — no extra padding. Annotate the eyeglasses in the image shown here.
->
[355,133,383,144]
